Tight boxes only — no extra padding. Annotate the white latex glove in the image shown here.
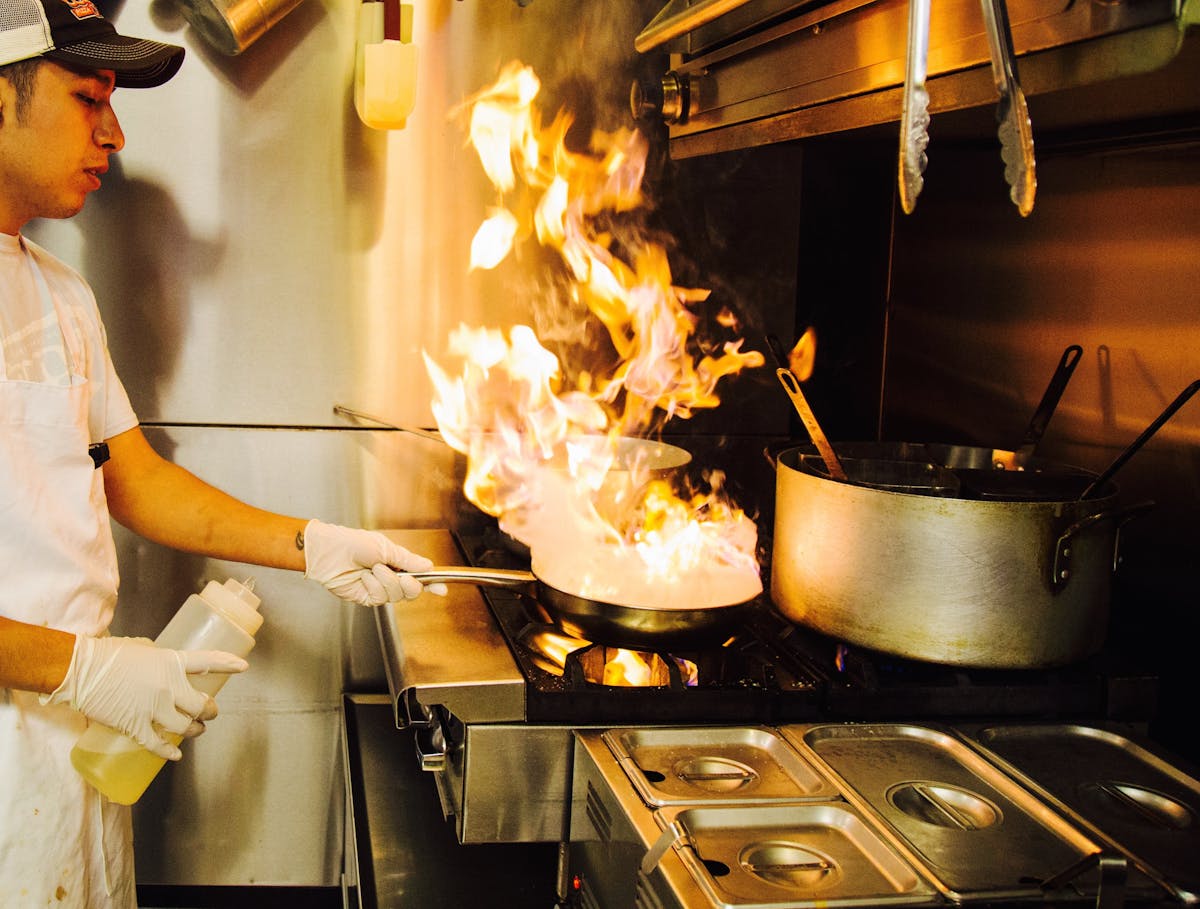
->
[302,519,448,605]
[43,635,248,761]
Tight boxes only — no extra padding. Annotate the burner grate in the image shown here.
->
[457,527,1159,727]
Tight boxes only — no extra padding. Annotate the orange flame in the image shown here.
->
[454,61,763,434]
[789,326,818,382]
[427,62,764,607]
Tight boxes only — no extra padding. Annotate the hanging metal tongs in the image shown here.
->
[980,0,1037,215]
[898,0,932,214]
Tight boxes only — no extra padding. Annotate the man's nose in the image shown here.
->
[96,106,125,152]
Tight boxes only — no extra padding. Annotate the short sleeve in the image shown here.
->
[22,240,138,442]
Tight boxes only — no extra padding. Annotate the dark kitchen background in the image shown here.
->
[25,0,1198,901]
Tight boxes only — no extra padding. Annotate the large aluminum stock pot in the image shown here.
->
[769,442,1142,669]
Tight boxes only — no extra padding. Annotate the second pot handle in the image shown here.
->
[1051,501,1155,590]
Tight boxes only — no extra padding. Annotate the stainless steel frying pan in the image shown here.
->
[405,567,752,650]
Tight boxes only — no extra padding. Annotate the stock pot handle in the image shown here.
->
[762,439,800,470]
[1051,501,1155,591]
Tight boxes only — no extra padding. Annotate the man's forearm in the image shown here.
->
[103,426,309,572]
[0,616,75,694]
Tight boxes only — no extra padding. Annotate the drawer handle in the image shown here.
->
[414,724,447,772]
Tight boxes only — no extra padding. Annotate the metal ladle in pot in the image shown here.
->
[773,365,848,482]
[1007,344,1083,466]
[967,377,1200,504]
[954,344,1086,500]
[765,332,845,480]
[766,335,959,496]
[1047,378,1197,590]
[1080,378,1200,500]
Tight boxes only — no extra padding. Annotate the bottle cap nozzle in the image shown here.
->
[202,578,264,635]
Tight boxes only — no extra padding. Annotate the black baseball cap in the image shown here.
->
[0,0,184,88]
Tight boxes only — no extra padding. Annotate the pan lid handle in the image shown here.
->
[640,819,691,876]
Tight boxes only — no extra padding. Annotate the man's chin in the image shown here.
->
[46,197,89,221]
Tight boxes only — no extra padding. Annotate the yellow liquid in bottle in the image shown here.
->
[69,579,262,804]
[70,732,181,806]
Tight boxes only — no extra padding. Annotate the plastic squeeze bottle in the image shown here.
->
[70,578,264,805]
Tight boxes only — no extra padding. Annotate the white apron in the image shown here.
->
[0,246,134,908]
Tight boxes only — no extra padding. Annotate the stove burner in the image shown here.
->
[516,624,699,687]
[570,646,696,688]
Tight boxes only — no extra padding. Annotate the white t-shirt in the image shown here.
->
[0,232,138,442]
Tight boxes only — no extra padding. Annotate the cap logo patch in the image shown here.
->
[60,0,104,22]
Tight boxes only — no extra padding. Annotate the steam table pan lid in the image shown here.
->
[603,726,839,807]
[649,801,939,908]
[962,723,1200,903]
[780,723,1114,902]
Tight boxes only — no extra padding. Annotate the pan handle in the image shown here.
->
[1081,379,1199,499]
[763,438,801,471]
[1017,344,1082,459]
[333,403,446,443]
[406,567,537,587]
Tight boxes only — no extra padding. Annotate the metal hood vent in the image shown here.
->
[633,0,1200,158]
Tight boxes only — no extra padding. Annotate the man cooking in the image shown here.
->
[0,2,442,904]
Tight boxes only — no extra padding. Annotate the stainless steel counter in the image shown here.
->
[341,695,557,909]
[375,530,525,728]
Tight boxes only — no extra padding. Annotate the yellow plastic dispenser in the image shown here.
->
[70,578,263,805]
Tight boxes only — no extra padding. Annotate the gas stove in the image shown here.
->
[367,528,1196,909]
[453,523,1160,729]
[374,527,1163,847]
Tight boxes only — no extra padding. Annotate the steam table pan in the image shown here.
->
[603,726,839,807]
[959,723,1200,904]
[644,802,939,908]
[781,723,1115,903]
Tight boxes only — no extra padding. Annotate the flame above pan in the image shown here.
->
[423,61,763,605]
